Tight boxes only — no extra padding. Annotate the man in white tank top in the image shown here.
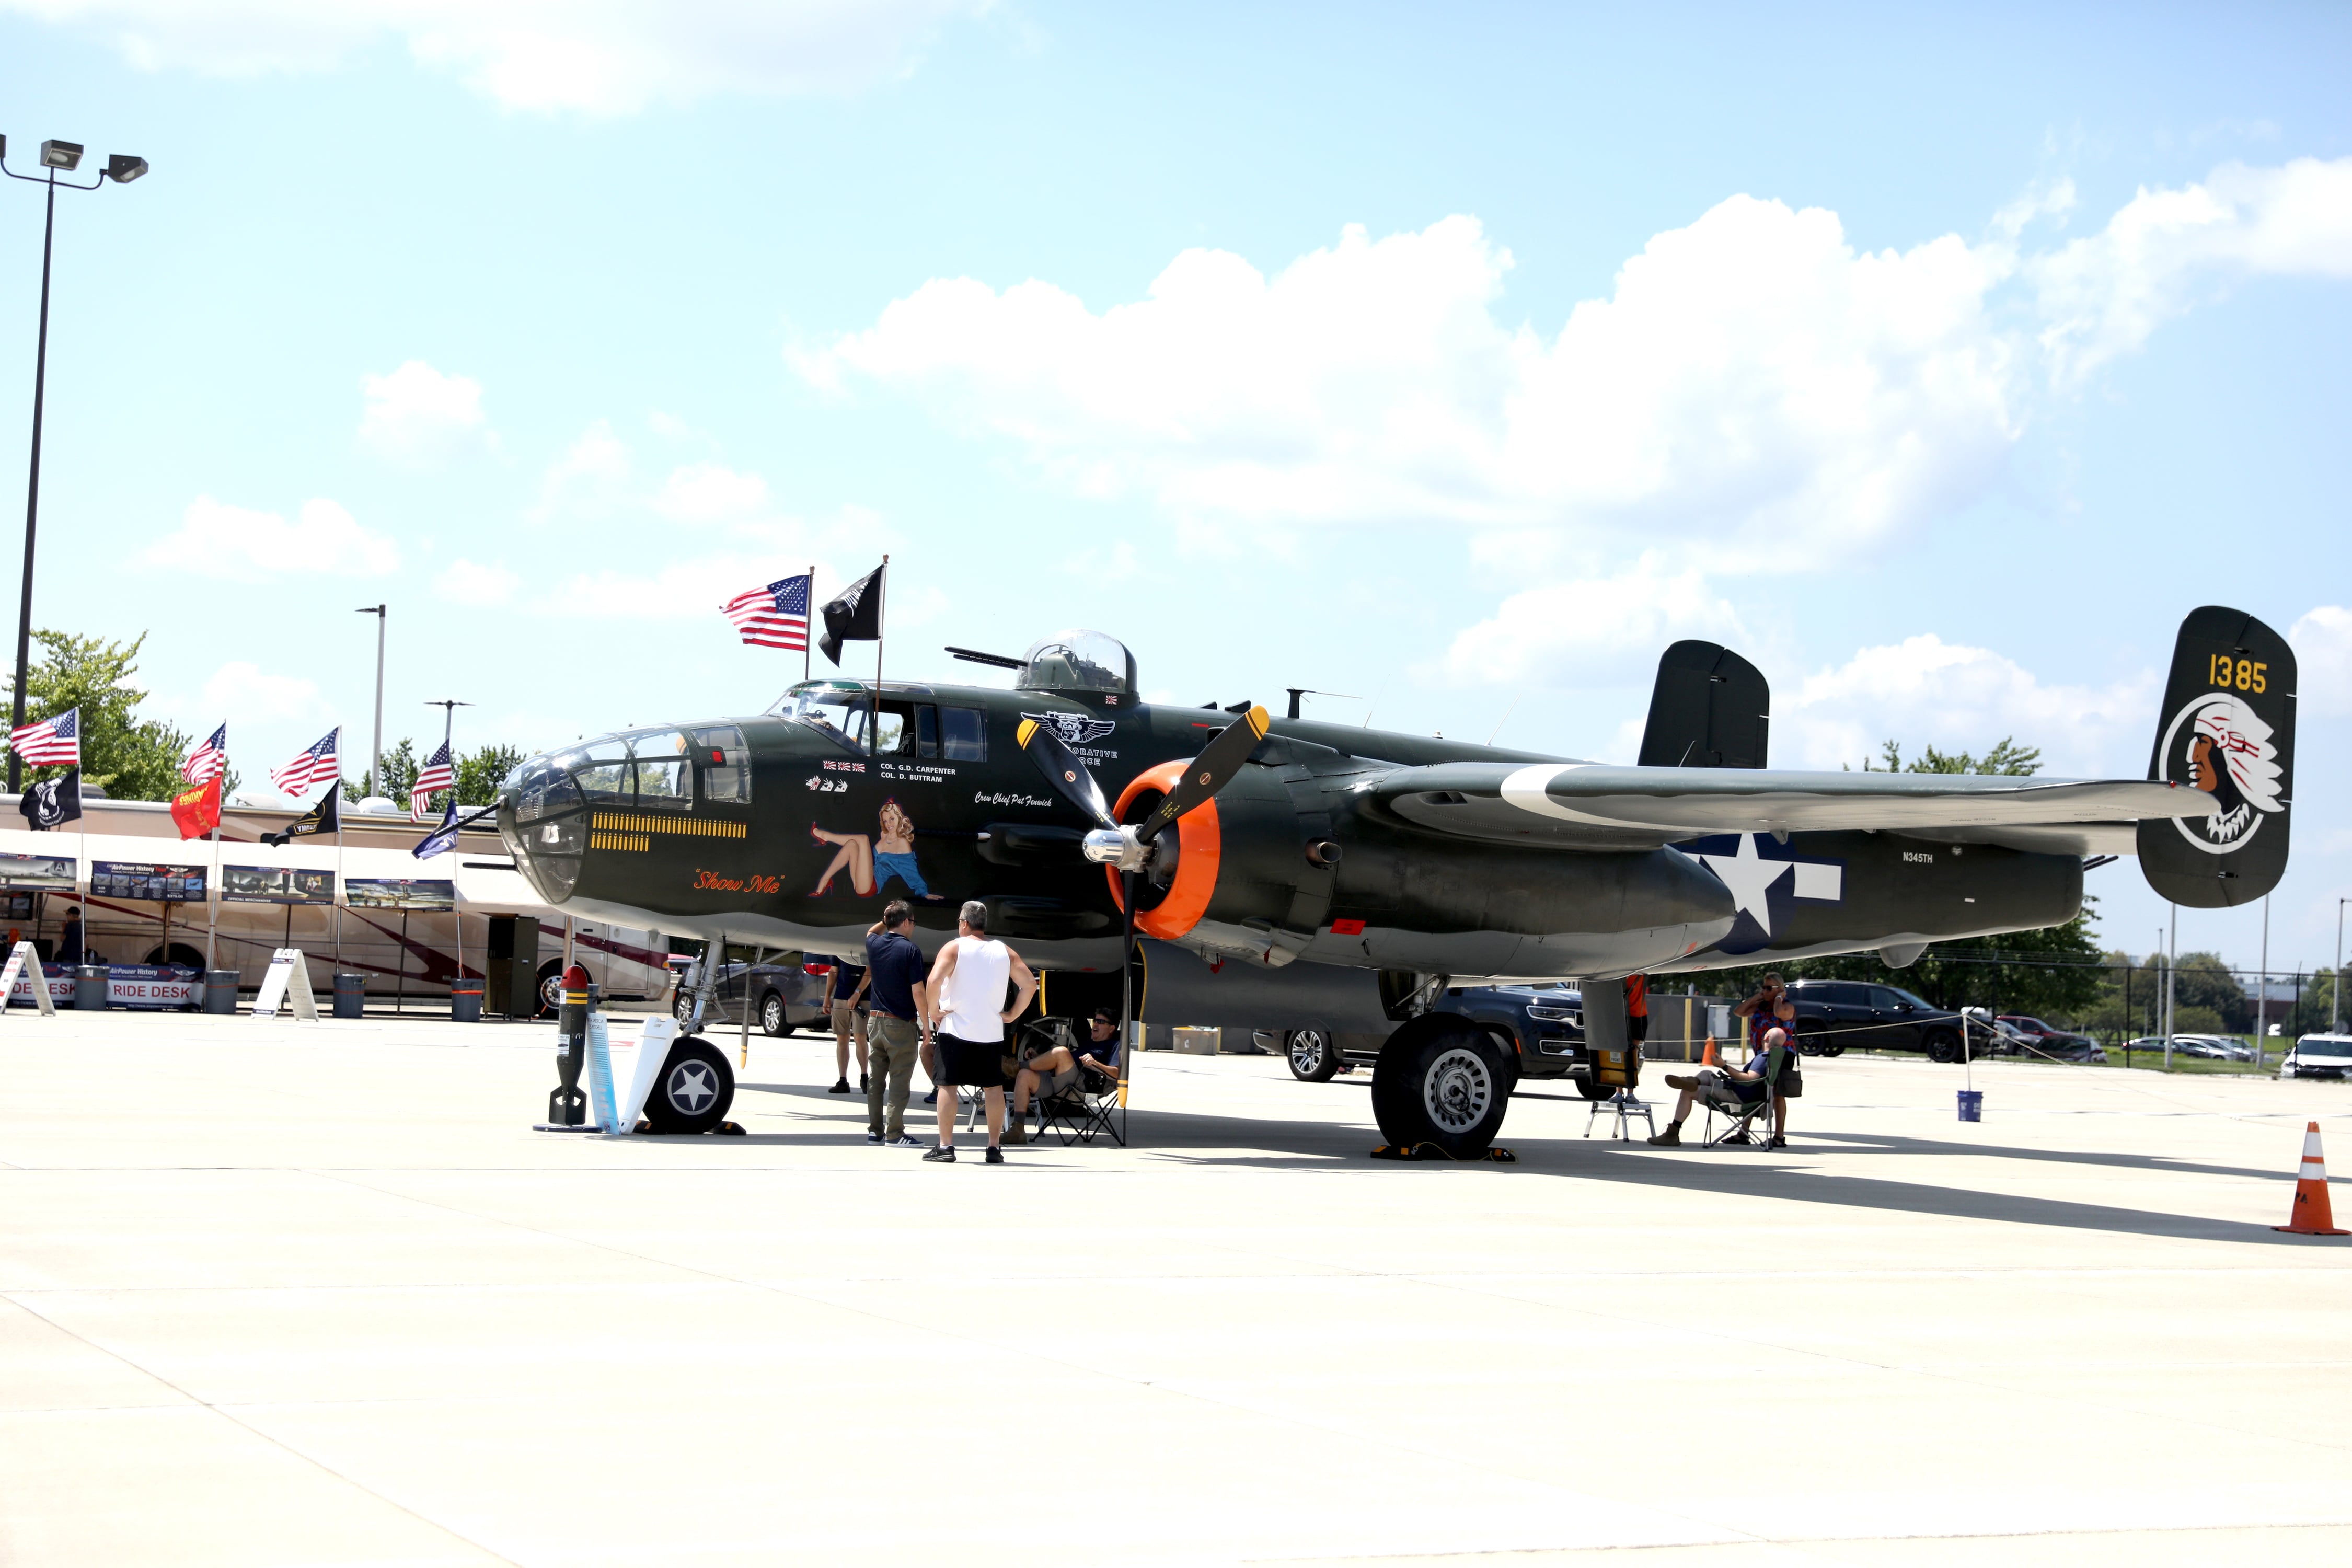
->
[921,900,1036,1162]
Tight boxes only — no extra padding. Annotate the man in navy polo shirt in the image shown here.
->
[860,901,930,1146]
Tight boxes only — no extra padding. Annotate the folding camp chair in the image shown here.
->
[1701,1039,1790,1149]
[1035,1064,1122,1146]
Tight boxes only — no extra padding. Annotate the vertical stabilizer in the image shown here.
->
[1638,641,1769,769]
[2138,606,2295,908]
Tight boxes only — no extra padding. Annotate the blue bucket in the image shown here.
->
[1956,1089,1984,1123]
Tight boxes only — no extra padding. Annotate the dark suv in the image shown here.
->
[1278,984,1617,1099]
[1781,978,1969,1060]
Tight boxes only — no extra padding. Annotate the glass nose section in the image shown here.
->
[500,751,587,903]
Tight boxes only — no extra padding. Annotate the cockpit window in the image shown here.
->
[1018,630,1135,695]
[695,726,750,804]
[632,731,693,810]
[575,743,632,803]
[773,682,872,754]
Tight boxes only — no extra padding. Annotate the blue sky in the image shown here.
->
[1,1,2347,975]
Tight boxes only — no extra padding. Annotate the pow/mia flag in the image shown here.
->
[262,787,340,847]
[18,768,80,831]
[818,562,885,666]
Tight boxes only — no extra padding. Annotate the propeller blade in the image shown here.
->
[1136,703,1270,844]
[1016,717,1117,832]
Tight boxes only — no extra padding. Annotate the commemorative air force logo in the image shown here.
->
[1020,711,1116,746]
[2159,691,2284,854]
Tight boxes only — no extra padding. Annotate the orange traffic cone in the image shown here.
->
[2274,1121,2348,1236]
[1700,1037,1719,1068]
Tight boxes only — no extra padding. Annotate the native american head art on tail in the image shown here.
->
[2164,692,2283,852]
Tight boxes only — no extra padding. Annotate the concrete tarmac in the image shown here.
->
[4,1011,2349,1565]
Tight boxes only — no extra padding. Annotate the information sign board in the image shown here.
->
[222,865,335,905]
[0,852,76,889]
[91,861,209,903]
[344,877,456,912]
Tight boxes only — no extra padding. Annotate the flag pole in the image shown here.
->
[804,563,813,685]
[870,555,888,756]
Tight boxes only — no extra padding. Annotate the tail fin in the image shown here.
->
[2139,606,2296,908]
[1638,641,1769,768]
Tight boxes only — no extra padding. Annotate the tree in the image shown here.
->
[455,744,525,806]
[2171,951,2250,1033]
[343,737,420,804]
[3,630,190,801]
[1864,736,2043,775]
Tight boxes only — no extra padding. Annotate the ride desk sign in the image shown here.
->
[91,862,207,902]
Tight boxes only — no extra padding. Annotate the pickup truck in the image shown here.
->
[1275,984,1619,1100]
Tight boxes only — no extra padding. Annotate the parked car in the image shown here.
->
[1275,984,1617,1099]
[1997,1014,2101,1055]
[2281,1033,2352,1080]
[673,955,825,1035]
[2169,1037,2234,1060]
[1780,978,1970,1060]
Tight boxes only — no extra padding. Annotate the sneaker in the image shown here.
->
[1647,1124,1683,1147]
[888,1133,925,1148]
[923,1145,956,1162]
[985,1146,1004,1165]
[827,1079,850,1095]
[921,1090,938,1105]
[865,1131,882,1144]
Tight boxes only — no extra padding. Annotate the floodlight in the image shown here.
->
[39,141,84,171]
[104,155,148,185]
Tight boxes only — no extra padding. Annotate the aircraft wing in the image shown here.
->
[1363,762,2213,852]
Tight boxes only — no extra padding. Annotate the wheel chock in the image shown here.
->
[1369,1143,1516,1163]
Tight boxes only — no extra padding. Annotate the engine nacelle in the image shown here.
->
[1109,759,1736,979]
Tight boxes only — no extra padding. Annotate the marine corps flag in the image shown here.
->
[169,776,223,840]
[818,562,884,666]
[18,768,80,831]
[261,787,339,847]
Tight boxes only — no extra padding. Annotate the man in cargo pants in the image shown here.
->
[860,901,930,1147]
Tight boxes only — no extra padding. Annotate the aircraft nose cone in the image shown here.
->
[500,751,586,903]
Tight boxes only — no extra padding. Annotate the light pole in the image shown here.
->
[356,605,386,798]
[2336,898,2347,1035]
[3,137,147,794]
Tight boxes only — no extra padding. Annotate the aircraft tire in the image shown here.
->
[1370,1017,1511,1158]
[1574,1074,1615,1102]
[1924,1030,1961,1063]
[537,962,563,1018]
[1286,1028,1342,1082]
[644,1036,735,1134]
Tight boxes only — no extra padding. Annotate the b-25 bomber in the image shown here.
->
[498,607,2295,1157]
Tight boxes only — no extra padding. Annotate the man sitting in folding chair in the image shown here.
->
[1008,1008,1124,1146]
[1646,1026,1790,1148]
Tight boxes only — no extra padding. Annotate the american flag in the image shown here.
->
[269,727,341,797]
[413,741,455,797]
[9,707,79,767]
[181,723,227,785]
[721,573,811,651]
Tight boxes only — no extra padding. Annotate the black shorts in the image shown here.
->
[936,1033,1008,1089]
[1628,1011,1648,1044]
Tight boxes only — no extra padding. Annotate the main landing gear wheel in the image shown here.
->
[1574,1072,1616,1102]
[1287,1028,1342,1082]
[538,962,564,1018]
[759,990,793,1037]
[643,1036,736,1134]
[1370,1017,1513,1159]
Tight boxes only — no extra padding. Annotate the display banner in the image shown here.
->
[585,1009,621,1132]
[344,877,456,912]
[619,1017,677,1133]
[251,949,318,1020]
[222,865,335,905]
[6,963,197,1009]
[0,942,54,1016]
[0,852,76,888]
[91,861,209,903]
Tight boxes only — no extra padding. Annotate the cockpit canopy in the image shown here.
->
[1018,630,1134,695]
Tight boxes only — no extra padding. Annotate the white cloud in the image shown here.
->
[436,557,523,607]
[801,158,2352,569]
[2030,157,2352,386]
[529,418,632,524]
[2290,605,2352,718]
[655,463,772,525]
[358,359,490,468]
[1777,634,2158,777]
[1440,557,1748,687]
[3,0,988,114]
[144,495,400,579]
